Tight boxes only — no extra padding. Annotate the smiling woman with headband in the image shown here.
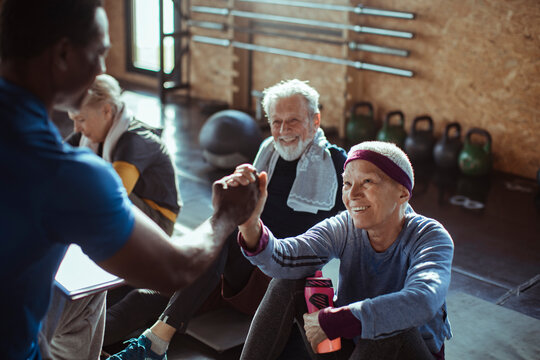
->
[222,140,454,360]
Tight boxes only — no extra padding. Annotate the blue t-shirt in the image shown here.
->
[0,78,135,359]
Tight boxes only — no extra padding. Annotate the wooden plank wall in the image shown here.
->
[186,0,236,103]
[347,0,540,179]
[185,0,540,179]
[2,0,533,178]
[231,0,349,132]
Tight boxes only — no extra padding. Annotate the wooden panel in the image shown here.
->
[189,0,234,102]
[347,0,540,179]
[190,42,235,103]
[234,0,349,131]
[101,0,540,179]
[249,35,348,132]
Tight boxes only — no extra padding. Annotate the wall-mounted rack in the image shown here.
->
[192,35,413,77]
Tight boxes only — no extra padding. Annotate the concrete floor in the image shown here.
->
[54,89,540,359]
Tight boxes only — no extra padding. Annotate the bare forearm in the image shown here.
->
[97,207,193,293]
[238,219,262,250]
[99,176,261,293]
[166,214,238,284]
[98,211,234,293]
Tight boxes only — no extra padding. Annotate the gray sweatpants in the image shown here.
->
[38,287,106,360]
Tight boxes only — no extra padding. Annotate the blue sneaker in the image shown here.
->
[106,335,167,360]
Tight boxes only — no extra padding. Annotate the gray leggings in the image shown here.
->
[240,278,437,360]
[38,287,106,360]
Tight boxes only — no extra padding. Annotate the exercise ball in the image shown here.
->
[199,110,264,169]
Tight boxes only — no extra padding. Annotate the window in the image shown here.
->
[126,0,175,75]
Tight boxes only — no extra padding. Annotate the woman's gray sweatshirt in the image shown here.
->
[242,205,454,353]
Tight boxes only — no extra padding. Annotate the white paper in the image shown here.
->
[54,244,124,299]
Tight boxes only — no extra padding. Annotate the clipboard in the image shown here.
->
[54,244,125,300]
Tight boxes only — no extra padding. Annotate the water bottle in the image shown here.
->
[304,270,342,353]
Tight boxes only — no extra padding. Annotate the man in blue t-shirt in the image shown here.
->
[0,1,259,359]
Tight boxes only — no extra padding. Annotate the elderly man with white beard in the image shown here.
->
[105,79,347,360]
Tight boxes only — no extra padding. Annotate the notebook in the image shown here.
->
[54,244,124,300]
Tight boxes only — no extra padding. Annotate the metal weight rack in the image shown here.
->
[158,0,415,101]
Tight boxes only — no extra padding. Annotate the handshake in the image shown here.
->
[211,168,263,228]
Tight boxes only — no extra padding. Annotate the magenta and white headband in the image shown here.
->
[344,149,413,196]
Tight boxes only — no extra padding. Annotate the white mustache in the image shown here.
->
[278,136,298,142]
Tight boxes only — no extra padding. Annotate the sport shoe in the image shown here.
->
[106,334,167,360]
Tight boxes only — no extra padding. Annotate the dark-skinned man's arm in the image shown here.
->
[98,174,262,294]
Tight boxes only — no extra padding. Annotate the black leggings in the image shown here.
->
[104,231,255,345]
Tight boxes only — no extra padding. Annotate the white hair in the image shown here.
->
[261,79,320,120]
[348,141,415,191]
[82,74,124,116]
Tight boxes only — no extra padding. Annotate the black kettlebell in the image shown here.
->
[404,115,436,163]
[458,128,492,176]
[345,101,377,144]
[433,122,463,169]
[376,110,407,149]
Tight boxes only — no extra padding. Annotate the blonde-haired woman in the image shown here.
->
[40,74,181,360]
[67,74,181,235]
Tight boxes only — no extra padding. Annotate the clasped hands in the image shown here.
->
[213,165,329,351]
[211,164,266,227]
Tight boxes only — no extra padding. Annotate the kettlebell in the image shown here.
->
[376,110,407,149]
[458,128,492,176]
[433,122,463,169]
[404,115,436,163]
[345,101,377,144]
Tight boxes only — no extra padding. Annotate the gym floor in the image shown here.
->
[53,88,540,360]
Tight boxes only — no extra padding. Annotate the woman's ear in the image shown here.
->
[398,185,410,204]
[102,103,113,122]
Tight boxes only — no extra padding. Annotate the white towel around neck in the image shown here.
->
[79,103,132,162]
[253,128,338,214]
